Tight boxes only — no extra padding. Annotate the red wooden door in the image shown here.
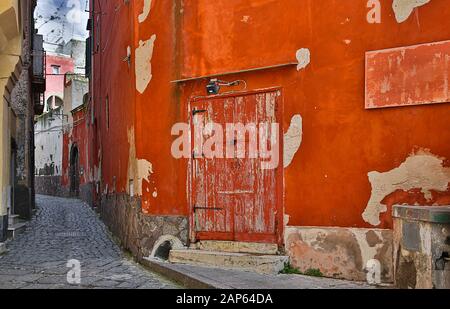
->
[190,90,283,244]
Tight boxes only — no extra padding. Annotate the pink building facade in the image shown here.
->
[44,54,74,111]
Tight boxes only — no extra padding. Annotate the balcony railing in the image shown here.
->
[32,34,45,115]
[31,34,46,93]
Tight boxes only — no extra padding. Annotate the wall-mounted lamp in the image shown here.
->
[206,79,247,95]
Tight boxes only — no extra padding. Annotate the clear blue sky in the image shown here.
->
[35,0,89,51]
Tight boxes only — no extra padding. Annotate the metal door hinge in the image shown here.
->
[194,206,224,211]
[192,109,207,116]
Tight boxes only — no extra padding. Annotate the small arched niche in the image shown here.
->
[149,235,185,261]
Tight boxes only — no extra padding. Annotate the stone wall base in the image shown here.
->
[79,183,93,207]
[285,226,393,283]
[99,193,188,261]
[34,176,68,198]
[34,177,94,207]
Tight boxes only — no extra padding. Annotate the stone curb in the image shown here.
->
[140,258,230,289]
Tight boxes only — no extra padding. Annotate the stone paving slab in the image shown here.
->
[0,195,178,289]
[143,258,384,289]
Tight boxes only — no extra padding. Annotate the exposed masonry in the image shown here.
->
[296,48,311,71]
[284,115,303,168]
[392,0,431,23]
[135,35,157,94]
[285,227,393,283]
[363,150,450,226]
[138,0,152,23]
[100,194,188,261]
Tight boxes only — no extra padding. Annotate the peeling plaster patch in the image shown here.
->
[127,127,154,196]
[152,188,158,198]
[283,115,303,168]
[380,76,391,94]
[137,160,154,193]
[392,0,431,23]
[138,0,152,23]
[284,227,394,282]
[241,15,251,23]
[284,214,291,227]
[363,151,450,226]
[353,230,384,269]
[135,35,157,94]
[127,127,137,195]
[343,39,352,45]
[340,17,351,25]
[296,48,311,71]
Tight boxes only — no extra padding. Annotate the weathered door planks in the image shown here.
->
[190,89,283,244]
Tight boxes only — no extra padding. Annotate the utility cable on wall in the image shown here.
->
[100,0,126,53]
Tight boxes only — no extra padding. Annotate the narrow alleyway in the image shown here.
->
[0,196,177,289]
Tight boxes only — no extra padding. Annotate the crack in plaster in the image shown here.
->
[363,150,450,226]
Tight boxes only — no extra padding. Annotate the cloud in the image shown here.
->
[35,0,89,50]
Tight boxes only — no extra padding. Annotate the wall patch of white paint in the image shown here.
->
[138,0,152,23]
[284,115,303,168]
[135,34,157,94]
[296,48,311,71]
[392,0,431,23]
[363,151,450,226]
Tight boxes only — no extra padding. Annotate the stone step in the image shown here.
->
[8,214,25,226]
[192,241,279,255]
[7,222,27,239]
[169,249,289,275]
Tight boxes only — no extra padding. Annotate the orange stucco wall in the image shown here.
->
[92,0,450,231]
